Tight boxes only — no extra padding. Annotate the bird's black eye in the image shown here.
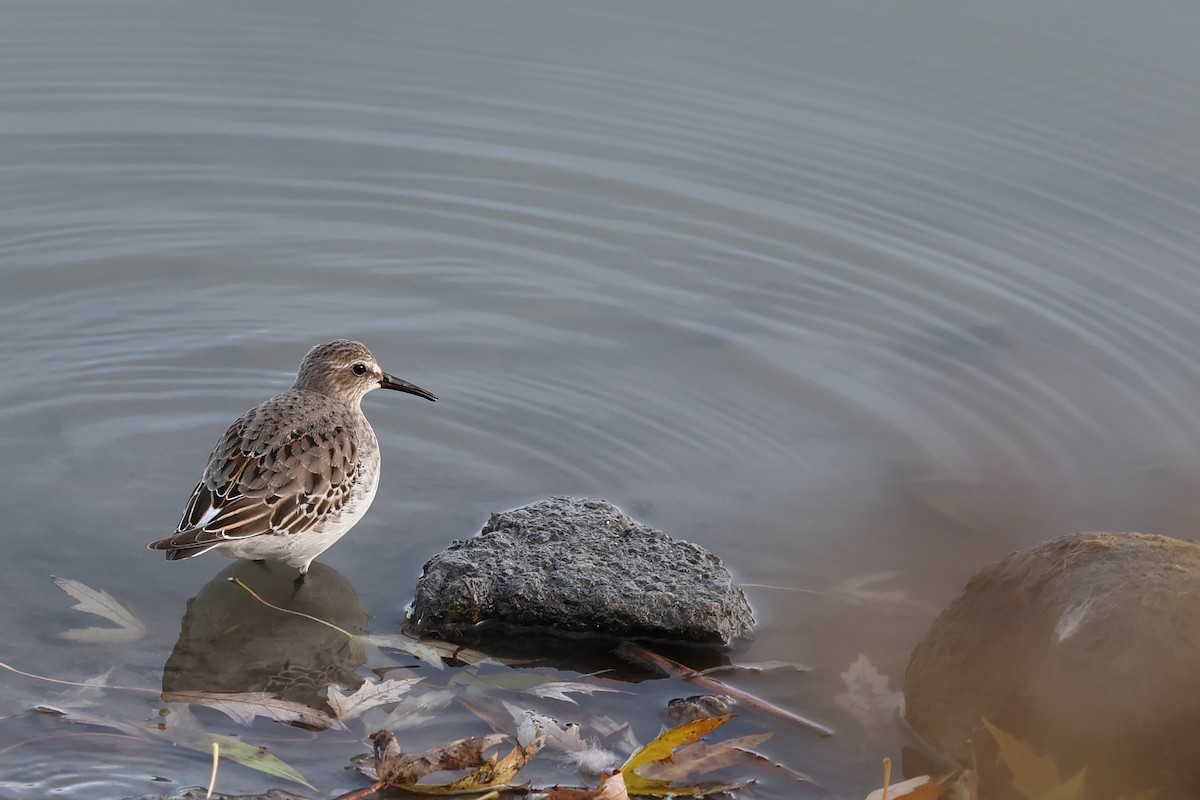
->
[352,363,368,376]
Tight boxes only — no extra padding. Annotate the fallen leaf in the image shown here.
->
[595,770,631,800]
[165,690,336,730]
[362,633,449,670]
[619,715,753,796]
[983,718,1063,798]
[174,731,314,789]
[1035,769,1087,800]
[523,680,629,705]
[35,705,149,738]
[47,668,114,709]
[501,702,587,752]
[326,677,423,721]
[833,654,903,731]
[53,576,146,642]
[371,687,457,731]
[828,571,940,616]
[372,729,519,790]
[694,660,811,676]
[864,774,951,800]
[1113,790,1161,800]
[635,733,774,782]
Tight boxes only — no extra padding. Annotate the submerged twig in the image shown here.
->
[615,643,834,737]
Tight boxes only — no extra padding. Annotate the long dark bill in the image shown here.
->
[380,372,438,402]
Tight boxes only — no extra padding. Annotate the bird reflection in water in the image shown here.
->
[161,560,368,711]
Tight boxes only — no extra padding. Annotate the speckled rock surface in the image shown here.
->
[408,497,755,645]
[904,531,1200,799]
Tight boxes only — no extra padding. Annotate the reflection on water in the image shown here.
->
[3,0,1200,796]
[161,561,367,711]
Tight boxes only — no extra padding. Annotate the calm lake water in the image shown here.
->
[4,1,1200,797]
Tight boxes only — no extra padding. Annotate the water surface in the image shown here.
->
[4,1,1200,797]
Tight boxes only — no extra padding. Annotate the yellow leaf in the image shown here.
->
[620,715,731,774]
[1114,790,1160,800]
[1032,769,1086,800]
[983,718,1062,798]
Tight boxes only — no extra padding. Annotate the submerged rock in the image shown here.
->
[904,531,1200,799]
[408,496,755,646]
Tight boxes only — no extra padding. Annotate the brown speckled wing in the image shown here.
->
[149,393,359,553]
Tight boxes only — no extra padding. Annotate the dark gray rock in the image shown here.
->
[408,497,754,646]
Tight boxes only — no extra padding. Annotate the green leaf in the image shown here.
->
[174,731,314,789]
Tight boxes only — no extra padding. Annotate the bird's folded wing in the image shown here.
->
[150,416,358,549]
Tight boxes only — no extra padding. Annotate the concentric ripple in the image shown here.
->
[4,0,1200,796]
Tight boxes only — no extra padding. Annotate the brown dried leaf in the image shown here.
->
[372,730,509,787]
[595,770,631,800]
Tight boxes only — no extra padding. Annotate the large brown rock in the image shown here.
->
[904,532,1200,799]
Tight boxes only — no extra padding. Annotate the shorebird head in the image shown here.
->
[294,339,438,404]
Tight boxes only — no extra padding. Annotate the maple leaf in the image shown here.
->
[523,680,629,704]
[326,677,423,721]
[983,718,1065,798]
[833,654,903,731]
[53,576,146,642]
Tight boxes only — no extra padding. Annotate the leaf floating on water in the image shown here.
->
[984,718,1064,797]
[833,654,903,731]
[864,774,951,800]
[53,576,146,642]
[694,660,812,676]
[175,731,315,789]
[371,729,543,793]
[35,705,149,738]
[635,732,775,783]
[619,714,754,796]
[165,690,337,730]
[523,680,629,705]
[828,571,941,617]
[47,667,114,709]
[361,633,449,670]
[326,677,424,721]
[593,770,630,800]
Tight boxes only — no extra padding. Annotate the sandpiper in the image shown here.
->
[148,340,436,579]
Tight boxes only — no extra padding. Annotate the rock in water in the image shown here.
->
[408,496,755,646]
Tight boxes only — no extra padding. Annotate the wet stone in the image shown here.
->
[408,496,755,646]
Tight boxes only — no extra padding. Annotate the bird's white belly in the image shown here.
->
[216,475,380,571]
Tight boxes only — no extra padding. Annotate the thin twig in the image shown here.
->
[227,577,355,638]
[0,660,157,694]
[206,741,219,800]
[615,642,835,737]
